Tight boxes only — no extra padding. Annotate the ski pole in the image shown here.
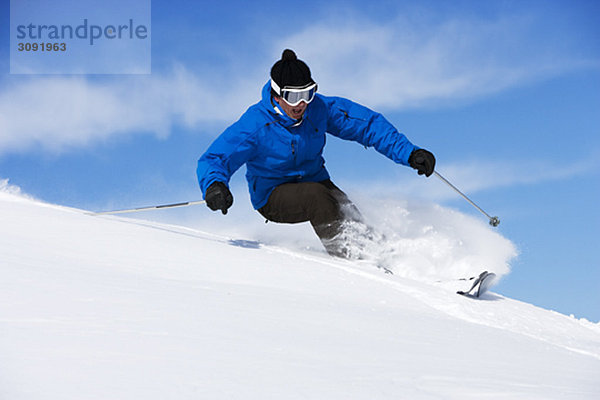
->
[89,200,206,216]
[433,171,500,227]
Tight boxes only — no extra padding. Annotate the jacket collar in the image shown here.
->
[260,81,305,128]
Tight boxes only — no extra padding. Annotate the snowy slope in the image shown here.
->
[1,187,599,399]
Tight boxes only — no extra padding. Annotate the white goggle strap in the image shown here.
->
[271,79,282,96]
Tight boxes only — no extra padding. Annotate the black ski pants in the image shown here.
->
[258,179,362,257]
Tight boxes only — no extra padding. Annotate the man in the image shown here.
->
[197,49,435,258]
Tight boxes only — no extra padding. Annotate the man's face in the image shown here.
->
[274,96,308,120]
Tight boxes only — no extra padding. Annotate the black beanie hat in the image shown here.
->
[270,49,314,90]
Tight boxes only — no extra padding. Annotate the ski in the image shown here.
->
[457,271,497,298]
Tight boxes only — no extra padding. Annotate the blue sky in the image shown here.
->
[1,0,599,321]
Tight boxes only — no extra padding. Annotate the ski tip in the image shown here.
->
[457,270,498,298]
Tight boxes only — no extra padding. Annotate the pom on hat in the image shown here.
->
[281,49,297,61]
[271,49,314,91]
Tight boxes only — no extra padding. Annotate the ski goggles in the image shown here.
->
[271,80,318,106]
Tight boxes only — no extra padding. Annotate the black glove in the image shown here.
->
[205,182,233,215]
[408,149,436,177]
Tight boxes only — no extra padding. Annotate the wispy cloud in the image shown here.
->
[277,12,598,110]
[0,65,261,154]
[437,157,598,193]
[354,156,600,202]
[0,9,596,155]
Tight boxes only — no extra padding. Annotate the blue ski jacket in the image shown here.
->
[197,82,419,210]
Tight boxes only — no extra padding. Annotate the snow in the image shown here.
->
[1,185,599,399]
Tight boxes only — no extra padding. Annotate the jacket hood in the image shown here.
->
[260,81,304,128]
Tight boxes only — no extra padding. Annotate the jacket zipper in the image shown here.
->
[341,108,369,148]
[340,108,368,122]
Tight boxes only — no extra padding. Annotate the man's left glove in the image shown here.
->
[408,149,436,177]
[205,181,233,215]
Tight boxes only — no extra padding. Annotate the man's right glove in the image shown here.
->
[408,149,436,177]
[205,181,233,215]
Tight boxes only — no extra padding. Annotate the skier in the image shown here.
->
[197,49,435,258]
